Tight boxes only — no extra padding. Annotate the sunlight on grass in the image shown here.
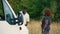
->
[27,20,60,34]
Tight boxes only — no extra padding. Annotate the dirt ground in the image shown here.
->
[27,20,60,34]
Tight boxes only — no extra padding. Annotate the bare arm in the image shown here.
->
[43,19,48,31]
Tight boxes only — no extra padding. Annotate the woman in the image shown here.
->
[41,8,51,34]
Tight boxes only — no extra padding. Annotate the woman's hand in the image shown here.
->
[43,29,45,32]
[42,29,45,34]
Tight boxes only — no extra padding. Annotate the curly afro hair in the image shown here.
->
[45,8,51,16]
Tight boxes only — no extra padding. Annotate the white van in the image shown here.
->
[0,0,29,34]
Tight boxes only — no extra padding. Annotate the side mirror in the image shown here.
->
[17,13,23,26]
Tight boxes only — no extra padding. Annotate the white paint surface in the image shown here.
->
[0,21,29,34]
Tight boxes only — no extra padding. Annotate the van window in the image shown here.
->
[1,0,23,25]
[2,0,17,25]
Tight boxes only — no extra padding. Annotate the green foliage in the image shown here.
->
[0,0,60,22]
[0,0,3,15]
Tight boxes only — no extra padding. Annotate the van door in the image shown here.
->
[0,0,20,34]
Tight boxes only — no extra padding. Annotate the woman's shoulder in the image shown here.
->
[42,16,50,20]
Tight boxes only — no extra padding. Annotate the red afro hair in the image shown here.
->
[45,8,51,16]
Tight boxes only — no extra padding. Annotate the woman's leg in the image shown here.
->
[42,29,49,34]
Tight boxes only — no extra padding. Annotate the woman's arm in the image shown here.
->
[43,19,48,32]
